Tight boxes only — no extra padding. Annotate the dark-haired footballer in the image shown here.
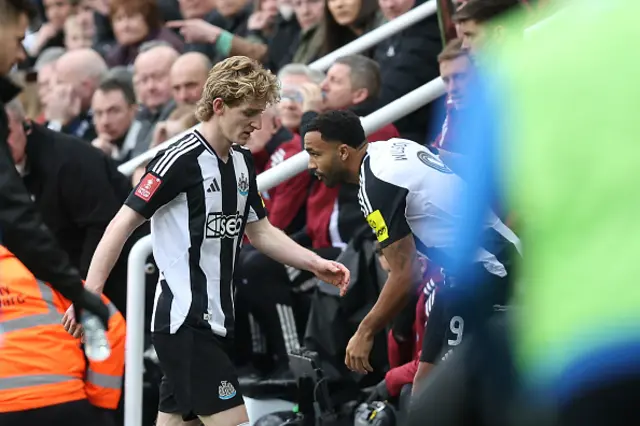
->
[302,109,521,382]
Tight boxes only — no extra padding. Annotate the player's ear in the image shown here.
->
[492,24,506,43]
[212,98,225,115]
[338,144,349,161]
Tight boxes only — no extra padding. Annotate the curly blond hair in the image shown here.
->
[196,56,281,122]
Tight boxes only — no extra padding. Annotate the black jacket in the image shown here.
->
[22,123,134,311]
[0,76,85,302]
[264,15,301,74]
[373,14,444,142]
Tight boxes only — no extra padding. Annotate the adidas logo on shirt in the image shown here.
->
[207,178,221,193]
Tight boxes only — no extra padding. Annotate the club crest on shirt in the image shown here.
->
[135,173,162,202]
[237,173,249,196]
[366,210,389,242]
[218,381,237,400]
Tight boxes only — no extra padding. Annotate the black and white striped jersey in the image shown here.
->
[125,129,266,337]
[358,139,521,278]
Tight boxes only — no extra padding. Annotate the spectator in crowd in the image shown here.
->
[150,104,198,149]
[104,64,135,84]
[277,63,325,133]
[131,42,179,155]
[169,0,313,75]
[168,0,253,64]
[432,38,472,152]
[245,0,280,44]
[105,0,184,67]
[257,0,304,73]
[319,0,381,56]
[373,0,442,141]
[130,104,199,186]
[256,109,309,234]
[245,104,298,177]
[64,13,93,50]
[33,46,65,124]
[176,0,217,20]
[25,0,75,57]
[4,98,133,313]
[300,54,399,140]
[170,52,211,107]
[285,0,325,65]
[91,77,141,164]
[214,0,289,64]
[44,48,107,141]
[75,0,116,56]
[453,0,523,55]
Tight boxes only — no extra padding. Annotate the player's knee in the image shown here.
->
[156,411,199,426]
[199,404,249,426]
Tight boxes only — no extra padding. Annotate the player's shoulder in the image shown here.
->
[148,131,204,176]
[231,144,259,168]
[365,138,426,185]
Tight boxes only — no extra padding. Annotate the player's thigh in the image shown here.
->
[198,405,249,426]
[413,361,435,393]
[420,291,447,365]
[156,411,201,426]
[189,329,245,417]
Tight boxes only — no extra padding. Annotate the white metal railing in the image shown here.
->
[123,77,445,426]
[116,0,438,178]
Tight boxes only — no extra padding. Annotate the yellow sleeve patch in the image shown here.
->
[366,210,389,242]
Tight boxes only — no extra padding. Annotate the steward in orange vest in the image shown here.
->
[0,246,125,426]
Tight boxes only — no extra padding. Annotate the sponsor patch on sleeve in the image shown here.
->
[366,209,389,242]
[135,173,162,202]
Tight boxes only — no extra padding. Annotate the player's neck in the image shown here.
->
[345,147,367,184]
[199,121,232,162]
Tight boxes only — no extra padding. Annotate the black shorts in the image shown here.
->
[152,326,244,421]
[0,399,114,426]
[420,267,510,364]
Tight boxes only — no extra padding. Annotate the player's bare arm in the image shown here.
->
[244,217,350,291]
[84,205,146,295]
[345,234,422,374]
[62,205,146,335]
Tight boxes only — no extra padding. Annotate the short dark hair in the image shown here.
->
[453,0,522,24]
[334,54,381,99]
[303,110,366,149]
[97,77,136,105]
[0,0,37,24]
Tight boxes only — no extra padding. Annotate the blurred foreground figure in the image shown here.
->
[409,1,640,426]
[507,1,640,424]
[0,246,125,426]
[0,0,110,328]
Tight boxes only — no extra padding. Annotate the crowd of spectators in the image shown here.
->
[5,0,550,424]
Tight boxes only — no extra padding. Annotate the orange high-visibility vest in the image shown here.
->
[0,246,125,412]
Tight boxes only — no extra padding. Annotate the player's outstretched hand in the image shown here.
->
[313,259,350,296]
[346,329,374,374]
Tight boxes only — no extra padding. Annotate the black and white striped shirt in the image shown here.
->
[125,129,266,337]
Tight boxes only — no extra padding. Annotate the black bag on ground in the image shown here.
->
[304,226,389,389]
